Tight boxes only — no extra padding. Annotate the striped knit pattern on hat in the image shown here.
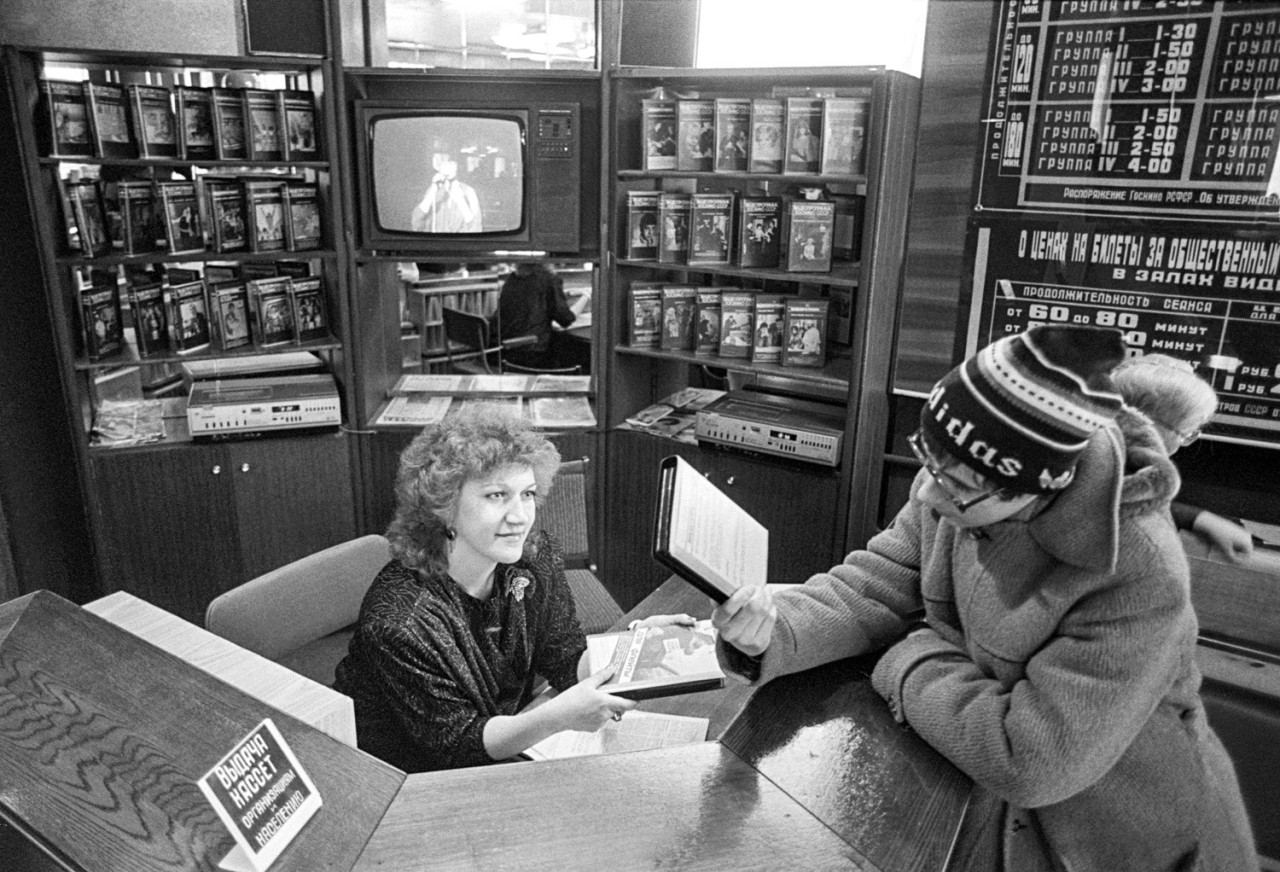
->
[921,325,1126,494]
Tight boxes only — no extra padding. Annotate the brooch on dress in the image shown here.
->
[509,574,532,601]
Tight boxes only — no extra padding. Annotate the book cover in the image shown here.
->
[116,180,159,255]
[827,285,853,346]
[747,98,784,173]
[211,88,248,160]
[126,84,177,158]
[128,277,168,357]
[736,196,782,268]
[694,289,722,356]
[713,98,751,172]
[374,394,452,427]
[653,455,768,603]
[718,290,755,358]
[627,282,663,348]
[68,180,111,258]
[278,90,320,161]
[819,96,870,176]
[782,199,836,273]
[249,276,296,347]
[209,280,253,351]
[625,402,674,428]
[274,259,314,279]
[529,396,596,429]
[659,387,727,411]
[165,265,203,285]
[55,175,82,253]
[244,178,287,252]
[783,97,823,175]
[83,82,135,159]
[640,99,677,171]
[40,79,93,157]
[156,180,204,255]
[243,89,284,161]
[657,192,691,265]
[284,183,323,250]
[782,297,829,367]
[676,99,714,172]
[166,279,212,354]
[239,261,279,282]
[831,193,865,262]
[206,179,247,253]
[290,275,328,342]
[174,86,216,160]
[79,268,124,361]
[751,294,786,365]
[687,192,733,265]
[659,285,698,351]
[591,619,726,700]
[624,189,660,260]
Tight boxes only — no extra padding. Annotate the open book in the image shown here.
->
[653,455,768,602]
[589,619,725,700]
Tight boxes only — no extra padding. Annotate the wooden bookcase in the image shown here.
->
[3,45,357,622]
[598,67,920,609]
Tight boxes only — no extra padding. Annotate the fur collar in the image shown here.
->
[1026,409,1179,573]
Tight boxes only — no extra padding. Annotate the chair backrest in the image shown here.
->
[205,534,390,661]
[442,306,498,373]
[503,361,583,376]
[539,458,592,569]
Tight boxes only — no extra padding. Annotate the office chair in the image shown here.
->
[503,361,583,376]
[205,534,391,686]
[441,305,536,375]
[539,457,623,634]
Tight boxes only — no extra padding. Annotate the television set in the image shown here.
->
[349,71,600,258]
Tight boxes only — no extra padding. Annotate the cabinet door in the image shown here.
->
[228,432,356,580]
[89,443,240,624]
[706,452,840,584]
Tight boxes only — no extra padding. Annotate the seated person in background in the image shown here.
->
[1111,353,1254,563]
[712,325,1257,872]
[492,262,581,369]
[333,407,635,772]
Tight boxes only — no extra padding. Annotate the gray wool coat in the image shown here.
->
[723,411,1257,871]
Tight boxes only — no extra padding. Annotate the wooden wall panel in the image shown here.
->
[893,1,996,395]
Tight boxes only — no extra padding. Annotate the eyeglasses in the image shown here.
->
[907,430,1011,513]
[1152,418,1202,447]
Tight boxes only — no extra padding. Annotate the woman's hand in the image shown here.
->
[543,667,635,732]
[711,585,776,657]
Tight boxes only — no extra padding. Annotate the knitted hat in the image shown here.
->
[920,325,1126,494]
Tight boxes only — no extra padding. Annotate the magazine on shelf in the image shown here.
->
[390,374,534,395]
[374,394,452,427]
[588,619,725,700]
[127,84,177,158]
[529,396,596,429]
[653,455,768,603]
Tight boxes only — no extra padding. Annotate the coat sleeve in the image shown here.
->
[870,520,1190,808]
[724,490,928,685]
[359,613,495,770]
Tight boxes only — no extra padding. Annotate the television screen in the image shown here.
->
[371,114,525,235]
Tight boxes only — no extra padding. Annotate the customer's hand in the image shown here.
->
[711,585,776,657]
[1194,512,1255,563]
[629,613,697,630]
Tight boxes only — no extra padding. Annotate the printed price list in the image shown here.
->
[979,0,1280,219]
[969,219,1280,436]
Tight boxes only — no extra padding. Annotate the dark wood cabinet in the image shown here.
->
[601,428,839,610]
[89,432,355,623]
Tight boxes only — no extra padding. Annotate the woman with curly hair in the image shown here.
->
[334,406,634,772]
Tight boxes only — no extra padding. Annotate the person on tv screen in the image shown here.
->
[333,407,637,772]
[710,325,1256,871]
[411,151,482,233]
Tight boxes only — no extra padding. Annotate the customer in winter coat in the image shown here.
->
[712,325,1257,871]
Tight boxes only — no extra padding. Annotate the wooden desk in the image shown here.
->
[616,578,971,872]
[85,591,357,747]
[0,591,403,872]
[355,742,874,871]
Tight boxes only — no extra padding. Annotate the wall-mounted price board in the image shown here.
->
[966,217,1280,444]
[977,0,1280,222]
